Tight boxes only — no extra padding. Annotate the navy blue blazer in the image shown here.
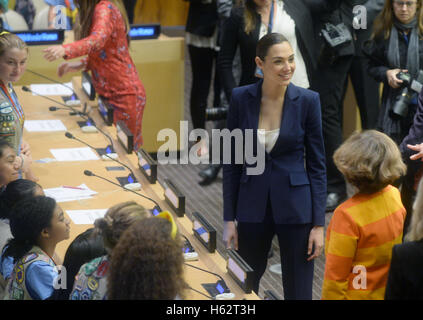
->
[223,81,326,226]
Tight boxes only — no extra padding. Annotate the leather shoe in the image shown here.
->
[199,164,221,186]
[326,192,346,212]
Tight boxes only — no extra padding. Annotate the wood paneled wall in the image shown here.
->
[133,0,189,26]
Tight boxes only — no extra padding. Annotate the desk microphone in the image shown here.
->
[66,132,138,187]
[23,85,113,151]
[184,263,234,300]
[22,85,88,117]
[83,169,161,209]
[49,106,80,116]
[26,69,80,105]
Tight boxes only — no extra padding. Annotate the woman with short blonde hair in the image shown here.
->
[333,129,407,194]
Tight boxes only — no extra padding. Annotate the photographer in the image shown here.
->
[363,0,423,233]
[306,0,376,211]
[364,0,423,145]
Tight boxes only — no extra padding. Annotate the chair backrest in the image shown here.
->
[1,9,28,31]
[32,5,48,30]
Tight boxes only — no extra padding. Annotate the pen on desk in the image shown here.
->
[62,185,85,190]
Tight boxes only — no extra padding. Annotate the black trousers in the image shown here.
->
[188,45,220,130]
[312,54,380,195]
[237,199,314,299]
[123,0,137,24]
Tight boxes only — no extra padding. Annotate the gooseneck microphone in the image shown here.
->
[22,85,86,116]
[83,169,161,209]
[65,132,137,184]
[23,85,114,152]
[26,69,78,100]
[49,106,81,116]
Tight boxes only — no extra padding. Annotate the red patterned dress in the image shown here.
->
[62,0,145,150]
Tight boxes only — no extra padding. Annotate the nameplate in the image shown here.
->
[82,71,96,101]
[98,96,114,126]
[163,178,185,217]
[226,249,254,294]
[150,205,161,216]
[192,212,216,253]
[129,24,160,40]
[116,120,133,154]
[14,29,64,45]
[137,148,157,184]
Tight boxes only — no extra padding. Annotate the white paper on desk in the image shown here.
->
[30,83,74,96]
[44,184,98,203]
[66,209,108,225]
[24,120,67,132]
[50,147,99,161]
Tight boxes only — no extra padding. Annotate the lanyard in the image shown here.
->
[0,82,24,125]
[267,0,275,34]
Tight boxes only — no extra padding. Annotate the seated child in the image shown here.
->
[3,196,70,300]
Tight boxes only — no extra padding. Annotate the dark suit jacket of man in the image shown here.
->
[385,239,423,299]
[223,80,327,226]
[218,0,318,102]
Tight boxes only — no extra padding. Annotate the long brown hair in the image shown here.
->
[108,217,187,300]
[372,0,423,39]
[74,0,130,41]
[243,0,258,35]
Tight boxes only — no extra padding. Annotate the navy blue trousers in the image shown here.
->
[237,199,314,299]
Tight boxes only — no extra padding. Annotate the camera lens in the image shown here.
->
[392,88,412,118]
[205,107,228,121]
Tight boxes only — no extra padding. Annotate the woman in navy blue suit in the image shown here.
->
[222,33,326,299]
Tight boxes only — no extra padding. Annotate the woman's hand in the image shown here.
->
[223,220,238,250]
[307,226,324,261]
[408,143,423,161]
[17,153,31,174]
[20,140,31,157]
[386,69,407,89]
[43,45,66,62]
[57,61,84,77]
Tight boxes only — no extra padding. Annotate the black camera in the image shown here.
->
[205,106,228,121]
[392,70,423,118]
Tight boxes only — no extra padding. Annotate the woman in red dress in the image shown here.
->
[43,0,146,151]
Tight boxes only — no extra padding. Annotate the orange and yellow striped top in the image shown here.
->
[321,185,406,300]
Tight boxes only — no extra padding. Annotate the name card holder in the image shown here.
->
[129,24,161,40]
[116,120,133,154]
[192,212,216,253]
[14,29,64,45]
[226,249,254,294]
[82,71,96,101]
[137,148,157,184]
[163,178,185,217]
[98,96,114,126]
[150,205,162,216]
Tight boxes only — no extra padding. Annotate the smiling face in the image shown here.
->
[393,0,418,24]
[255,41,296,86]
[0,47,28,83]
[0,146,20,186]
